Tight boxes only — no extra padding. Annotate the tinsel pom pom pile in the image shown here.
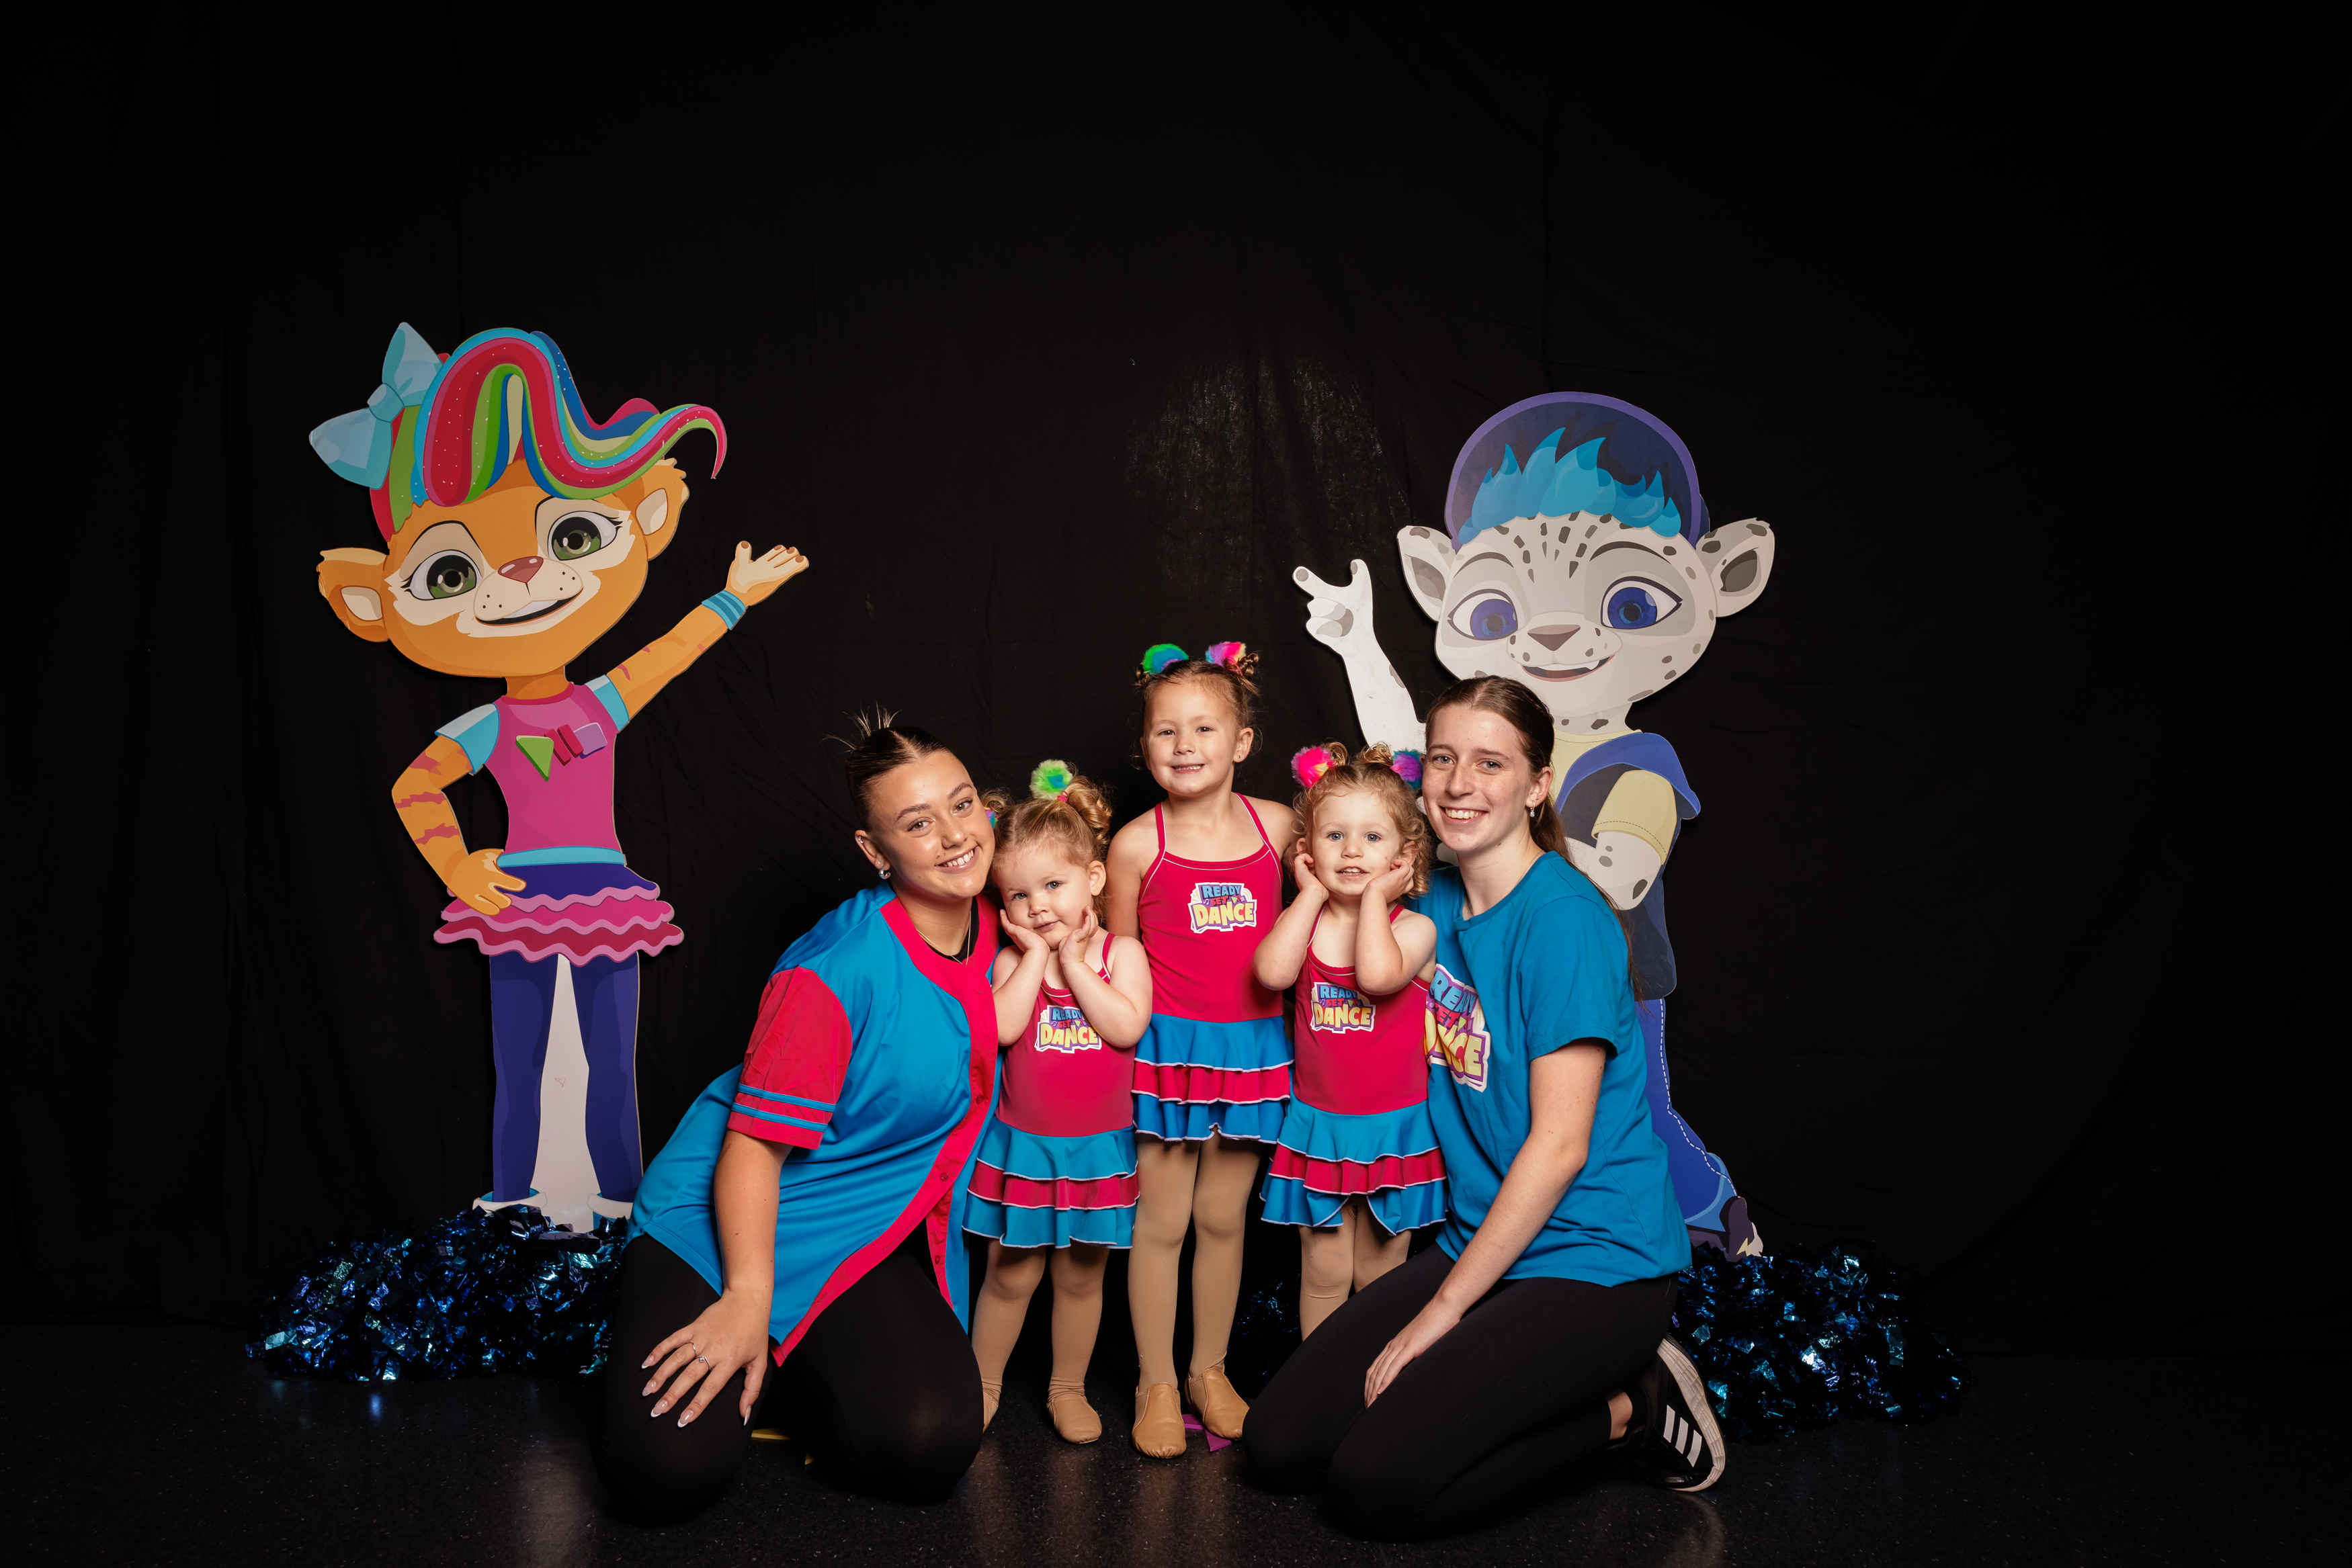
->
[245,1205,630,1381]
[1669,1241,1970,1440]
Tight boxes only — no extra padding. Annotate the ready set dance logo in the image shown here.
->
[1309,982,1374,1033]
[1427,965,1491,1091]
[1036,1004,1103,1053]
[1187,881,1258,934]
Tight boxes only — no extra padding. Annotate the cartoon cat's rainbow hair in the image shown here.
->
[370,329,725,541]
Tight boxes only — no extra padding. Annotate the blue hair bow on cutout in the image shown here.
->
[309,322,442,488]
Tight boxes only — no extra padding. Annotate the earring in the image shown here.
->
[877,865,891,879]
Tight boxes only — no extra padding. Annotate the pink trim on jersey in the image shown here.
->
[997,936,1136,1138]
[1134,801,1284,1024]
[1292,908,1433,1116]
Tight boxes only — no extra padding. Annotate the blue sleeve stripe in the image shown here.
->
[434,703,501,774]
[702,590,747,629]
[735,1084,835,1112]
[730,1100,827,1131]
[585,675,631,733]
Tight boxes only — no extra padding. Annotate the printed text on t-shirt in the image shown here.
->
[1427,964,1490,1092]
[1036,1004,1103,1053]
[1309,982,1374,1033]
[1188,881,1258,934]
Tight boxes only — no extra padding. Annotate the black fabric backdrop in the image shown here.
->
[14,7,2340,1358]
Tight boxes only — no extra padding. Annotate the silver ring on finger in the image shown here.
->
[696,1354,710,1364]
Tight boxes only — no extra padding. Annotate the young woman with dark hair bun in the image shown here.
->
[594,717,998,1519]
[1244,676,1724,1539]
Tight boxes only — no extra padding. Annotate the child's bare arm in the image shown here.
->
[990,932,1049,1046]
[1357,907,1436,997]
[1253,844,1326,992]
[1353,859,1431,994]
[1060,926,1154,1049]
[392,735,522,914]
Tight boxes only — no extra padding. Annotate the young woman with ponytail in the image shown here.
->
[1244,677,1725,1538]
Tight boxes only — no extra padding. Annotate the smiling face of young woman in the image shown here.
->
[1141,677,1254,802]
[853,748,995,908]
[1422,703,1552,862]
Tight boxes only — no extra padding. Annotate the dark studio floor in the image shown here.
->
[10,1323,2337,1567]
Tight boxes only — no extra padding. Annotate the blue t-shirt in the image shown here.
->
[1418,855,1690,1287]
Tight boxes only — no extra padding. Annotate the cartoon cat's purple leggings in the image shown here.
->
[486,951,642,1203]
[1638,998,1736,1231]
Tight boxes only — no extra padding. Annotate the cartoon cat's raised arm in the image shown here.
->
[600,541,806,717]
[1292,559,1425,752]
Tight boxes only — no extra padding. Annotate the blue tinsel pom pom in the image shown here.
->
[1671,1241,1971,1440]
[245,1206,631,1381]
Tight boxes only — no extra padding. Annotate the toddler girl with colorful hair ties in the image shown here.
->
[962,763,1154,1444]
[1253,744,1446,1336]
[1105,642,1297,1456]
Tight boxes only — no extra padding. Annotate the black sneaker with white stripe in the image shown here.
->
[1628,1337,1726,1491]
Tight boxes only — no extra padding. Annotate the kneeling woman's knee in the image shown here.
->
[1238,1386,1325,1493]
[1325,1443,1436,1540]
[849,1391,982,1501]
[595,1425,741,1523]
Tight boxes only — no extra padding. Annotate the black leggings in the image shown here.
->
[1244,1244,1673,1539]
[595,1228,982,1520]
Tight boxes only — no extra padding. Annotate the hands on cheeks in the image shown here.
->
[1364,1296,1464,1405]
[999,908,1046,957]
[1291,846,1328,904]
[1364,855,1416,906]
[643,1291,773,1428]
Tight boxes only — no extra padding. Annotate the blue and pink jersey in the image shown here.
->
[961,938,1140,1249]
[633,887,1000,1358]
[1261,908,1445,1233]
[1130,802,1291,1143]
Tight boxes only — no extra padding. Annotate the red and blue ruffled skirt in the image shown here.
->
[1132,1014,1291,1144]
[959,1119,1139,1250]
[1259,1097,1447,1234]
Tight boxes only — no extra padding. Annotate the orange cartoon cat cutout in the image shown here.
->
[312,324,807,1232]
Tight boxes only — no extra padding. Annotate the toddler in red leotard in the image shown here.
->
[1253,744,1445,1338]
[1105,642,1298,1457]
[962,763,1155,1444]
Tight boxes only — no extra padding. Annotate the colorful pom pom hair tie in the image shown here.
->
[1030,760,1077,801]
[1291,744,1426,789]
[1139,640,1249,677]
[1292,744,1343,789]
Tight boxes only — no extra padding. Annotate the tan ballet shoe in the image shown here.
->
[980,1377,1002,1432]
[1048,1385,1103,1444]
[1184,1362,1249,1439]
[1131,1382,1185,1457]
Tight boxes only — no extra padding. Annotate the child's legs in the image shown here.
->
[1048,1243,1109,1389]
[1129,1136,1200,1387]
[1351,1199,1411,1293]
[486,953,560,1201]
[972,1240,1048,1387]
[1638,997,1737,1229]
[1187,1132,1262,1375]
[1298,1211,1356,1338]
[573,953,643,1201]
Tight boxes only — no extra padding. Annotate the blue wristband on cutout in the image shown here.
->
[702,591,747,628]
